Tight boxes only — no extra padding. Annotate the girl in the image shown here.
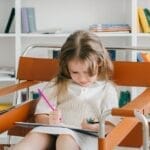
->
[11,30,118,150]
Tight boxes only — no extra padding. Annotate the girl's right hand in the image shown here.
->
[49,109,62,125]
[81,119,99,131]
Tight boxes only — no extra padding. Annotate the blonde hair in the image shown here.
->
[55,30,113,103]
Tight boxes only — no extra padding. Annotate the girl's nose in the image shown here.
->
[79,75,88,84]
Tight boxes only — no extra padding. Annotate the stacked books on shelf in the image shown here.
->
[0,66,15,78]
[89,24,131,33]
[138,7,150,33]
[0,103,14,114]
[21,91,40,102]
[21,7,37,33]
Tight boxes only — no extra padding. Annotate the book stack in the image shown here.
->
[89,24,131,33]
[21,7,37,33]
[21,91,40,102]
[138,7,150,33]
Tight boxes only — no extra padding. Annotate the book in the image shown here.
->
[0,105,15,114]
[138,7,150,33]
[137,52,144,62]
[119,91,131,107]
[21,7,37,33]
[108,50,116,61]
[21,7,30,33]
[4,8,15,33]
[27,7,37,33]
[53,50,60,59]
[15,122,98,137]
[144,8,150,26]
[137,12,143,33]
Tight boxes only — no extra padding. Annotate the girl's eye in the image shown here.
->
[72,71,78,74]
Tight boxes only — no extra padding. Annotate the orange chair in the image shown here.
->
[99,61,150,150]
[0,45,149,149]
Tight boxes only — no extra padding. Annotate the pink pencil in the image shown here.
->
[37,88,55,111]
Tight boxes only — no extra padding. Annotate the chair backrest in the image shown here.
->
[112,61,150,87]
[17,57,150,87]
[17,57,59,81]
[98,61,150,149]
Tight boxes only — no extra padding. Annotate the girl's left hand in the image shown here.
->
[81,119,99,131]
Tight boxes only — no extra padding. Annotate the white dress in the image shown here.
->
[34,80,119,150]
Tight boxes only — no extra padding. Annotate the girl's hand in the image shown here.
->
[49,109,62,125]
[81,119,99,131]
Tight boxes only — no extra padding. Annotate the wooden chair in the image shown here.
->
[0,45,150,149]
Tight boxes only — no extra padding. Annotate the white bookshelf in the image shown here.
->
[0,0,150,145]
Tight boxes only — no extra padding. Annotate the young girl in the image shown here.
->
[11,30,118,150]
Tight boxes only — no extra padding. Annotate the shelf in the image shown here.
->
[137,33,150,37]
[21,33,70,38]
[21,32,133,38]
[0,34,15,37]
[0,77,16,82]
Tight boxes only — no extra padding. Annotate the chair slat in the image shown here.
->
[113,61,150,87]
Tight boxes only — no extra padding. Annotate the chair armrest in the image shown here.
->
[0,81,39,97]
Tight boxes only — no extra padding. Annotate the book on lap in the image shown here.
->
[15,122,98,137]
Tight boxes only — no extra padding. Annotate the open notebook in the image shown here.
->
[15,122,98,137]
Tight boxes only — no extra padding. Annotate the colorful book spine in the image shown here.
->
[108,50,116,61]
[144,8,150,26]
[4,8,15,33]
[21,7,37,33]
[138,7,150,33]
[27,7,37,33]
[21,7,30,33]
[53,50,60,59]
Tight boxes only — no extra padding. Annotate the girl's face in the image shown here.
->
[68,59,98,87]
